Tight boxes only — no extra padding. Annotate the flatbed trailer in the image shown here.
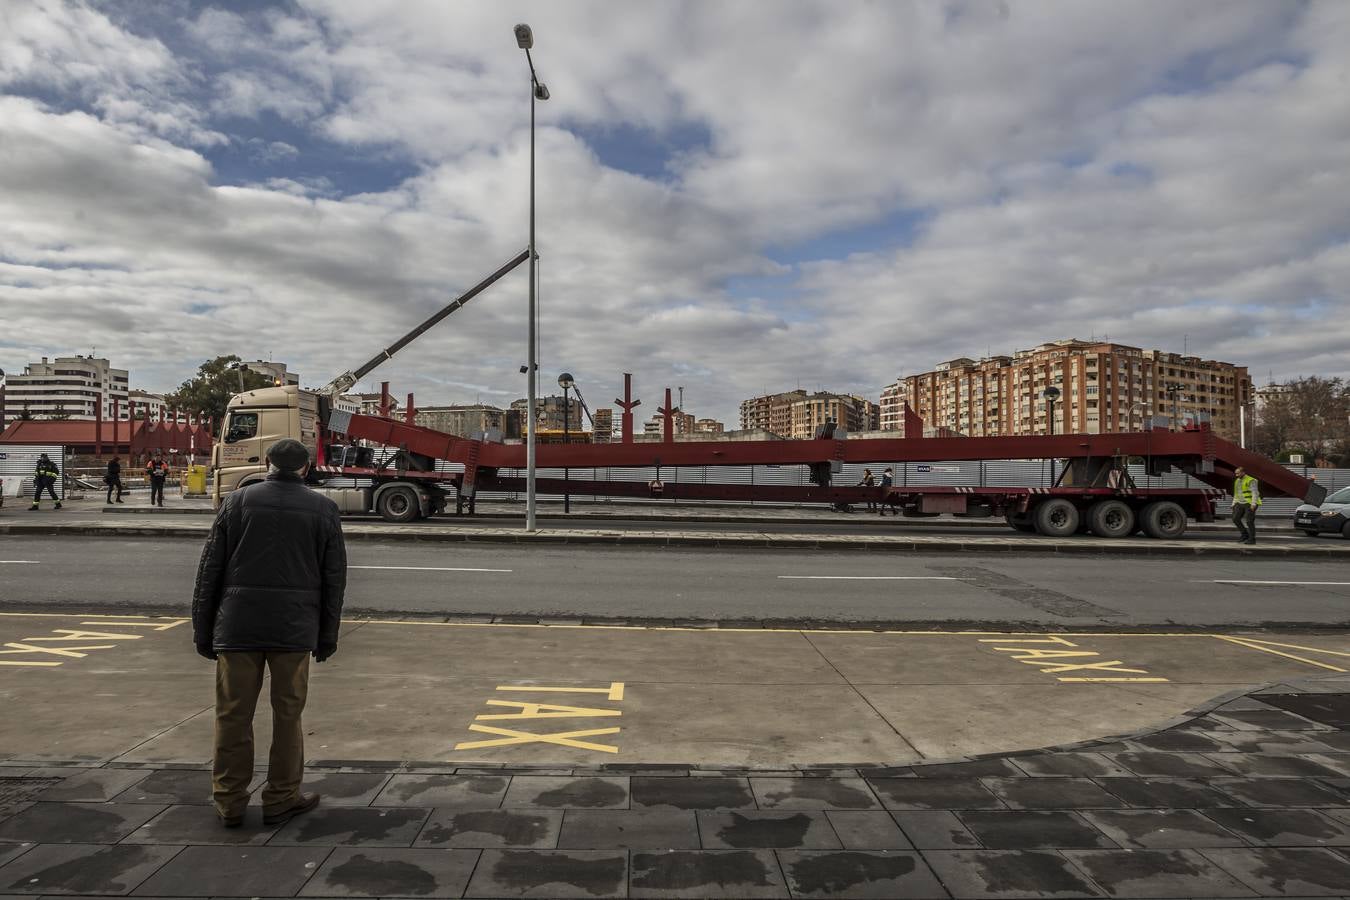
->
[317,409,1324,538]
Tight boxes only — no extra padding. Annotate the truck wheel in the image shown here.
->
[1033,498,1079,538]
[1140,500,1186,539]
[1342,521,1350,540]
[1088,500,1135,538]
[377,486,421,523]
[1005,512,1036,533]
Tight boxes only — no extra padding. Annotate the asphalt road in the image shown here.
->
[3,534,1348,628]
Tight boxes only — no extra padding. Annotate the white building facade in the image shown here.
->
[2,356,129,421]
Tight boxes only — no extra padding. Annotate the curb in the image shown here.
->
[0,521,1346,558]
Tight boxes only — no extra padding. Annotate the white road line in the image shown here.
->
[0,561,40,565]
[350,565,513,573]
[1200,579,1350,587]
[777,575,958,581]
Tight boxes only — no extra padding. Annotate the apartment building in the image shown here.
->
[787,393,880,439]
[415,404,505,437]
[127,390,167,420]
[889,339,1251,440]
[739,390,806,435]
[1,355,129,421]
[694,418,725,434]
[238,360,298,386]
[510,395,584,433]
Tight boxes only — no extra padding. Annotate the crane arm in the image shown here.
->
[321,248,531,397]
[570,384,596,429]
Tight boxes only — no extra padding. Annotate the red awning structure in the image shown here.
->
[0,418,212,456]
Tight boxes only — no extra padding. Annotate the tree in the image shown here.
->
[166,356,275,429]
[1255,376,1349,465]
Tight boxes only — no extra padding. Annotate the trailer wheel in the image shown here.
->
[377,486,421,523]
[1140,500,1186,539]
[1088,500,1135,539]
[1005,512,1036,533]
[1033,498,1079,537]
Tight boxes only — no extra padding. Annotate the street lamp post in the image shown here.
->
[1042,385,1061,485]
[515,23,549,531]
[1165,382,1184,431]
[558,372,573,514]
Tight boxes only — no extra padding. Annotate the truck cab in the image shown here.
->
[212,385,319,506]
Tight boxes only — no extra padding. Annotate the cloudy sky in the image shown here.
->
[2,0,1347,426]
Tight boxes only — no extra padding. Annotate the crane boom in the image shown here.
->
[321,248,531,397]
[570,383,596,430]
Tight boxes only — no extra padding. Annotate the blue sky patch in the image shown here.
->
[571,119,713,181]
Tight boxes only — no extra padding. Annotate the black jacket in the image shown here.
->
[192,472,347,652]
[106,460,121,480]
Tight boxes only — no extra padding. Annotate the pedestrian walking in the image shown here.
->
[192,439,346,829]
[28,453,61,511]
[105,457,125,504]
[146,454,169,507]
[878,467,894,516]
[1231,465,1261,545]
[859,468,877,512]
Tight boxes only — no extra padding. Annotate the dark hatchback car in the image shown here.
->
[1295,485,1350,538]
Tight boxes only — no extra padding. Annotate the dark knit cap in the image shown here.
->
[266,438,310,472]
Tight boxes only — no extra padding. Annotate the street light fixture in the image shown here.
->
[1041,386,1061,437]
[558,372,573,513]
[1164,382,1185,431]
[515,23,550,531]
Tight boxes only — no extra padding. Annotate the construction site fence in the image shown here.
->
[346,455,1346,518]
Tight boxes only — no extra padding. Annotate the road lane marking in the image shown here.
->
[776,575,959,581]
[1198,580,1350,586]
[349,565,513,573]
[1215,636,1350,671]
[0,561,39,565]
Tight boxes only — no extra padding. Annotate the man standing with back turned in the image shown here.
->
[1232,465,1261,545]
[192,438,347,828]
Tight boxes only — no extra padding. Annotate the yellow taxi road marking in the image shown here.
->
[1215,636,1347,673]
[456,725,621,753]
[349,565,513,573]
[455,683,625,754]
[0,617,187,667]
[1198,585,1350,591]
[1230,638,1350,658]
[496,682,625,701]
[981,635,1168,683]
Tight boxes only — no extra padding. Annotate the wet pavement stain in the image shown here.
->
[1252,848,1350,893]
[0,802,133,842]
[1208,808,1342,842]
[632,777,754,809]
[1076,849,1205,884]
[975,852,1098,894]
[492,850,625,897]
[788,851,917,894]
[763,779,874,808]
[631,851,774,890]
[4,846,153,894]
[533,779,628,808]
[423,810,551,845]
[930,565,1121,617]
[716,812,813,848]
[327,853,437,895]
[387,775,507,802]
[291,808,415,842]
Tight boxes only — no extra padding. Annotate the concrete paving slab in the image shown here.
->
[627,849,786,899]
[749,777,879,810]
[0,846,31,870]
[263,773,390,807]
[120,804,278,845]
[629,777,754,810]
[0,843,182,896]
[1198,846,1350,896]
[1080,808,1248,849]
[777,849,948,899]
[556,809,700,850]
[371,773,510,808]
[29,771,148,804]
[464,849,627,898]
[412,808,562,848]
[823,810,912,850]
[1204,807,1350,846]
[1062,847,1256,898]
[866,778,1004,811]
[1009,753,1134,778]
[128,845,329,897]
[1210,776,1350,808]
[267,807,431,847]
[1093,776,1243,808]
[0,803,164,844]
[921,849,1105,898]
[297,847,479,898]
[499,776,630,809]
[955,811,1118,849]
[889,811,980,849]
[696,810,842,849]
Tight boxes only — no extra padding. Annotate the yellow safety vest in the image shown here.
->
[1233,474,1261,507]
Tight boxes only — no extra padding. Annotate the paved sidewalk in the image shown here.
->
[2,680,1349,897]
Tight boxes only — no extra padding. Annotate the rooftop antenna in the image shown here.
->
[1183,334,1188,354]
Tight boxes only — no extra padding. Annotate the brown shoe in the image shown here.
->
[263,792,320,826]
[218,809,245,829]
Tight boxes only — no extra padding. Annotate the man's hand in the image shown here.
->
[195,643,218,661]
[314,643,337,663]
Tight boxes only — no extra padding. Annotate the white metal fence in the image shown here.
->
[0,444,65,503]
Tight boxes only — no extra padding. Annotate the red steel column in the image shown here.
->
[379,382,391,418]
[405,393,415,425]
[95,395,104,457]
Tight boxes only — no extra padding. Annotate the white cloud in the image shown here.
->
[1,0,1348,428]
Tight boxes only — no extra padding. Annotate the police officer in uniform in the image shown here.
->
[29,453,62,511]
[1232,466,1261,545]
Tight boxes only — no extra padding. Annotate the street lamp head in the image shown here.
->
[514,23,533,49]
[1042,386,1061,400]
[558,372,574,390]
[534,82,550,101]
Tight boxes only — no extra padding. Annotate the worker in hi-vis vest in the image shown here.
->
[1231,466,1261,545]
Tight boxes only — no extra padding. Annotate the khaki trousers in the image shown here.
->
[213,651,310,817]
